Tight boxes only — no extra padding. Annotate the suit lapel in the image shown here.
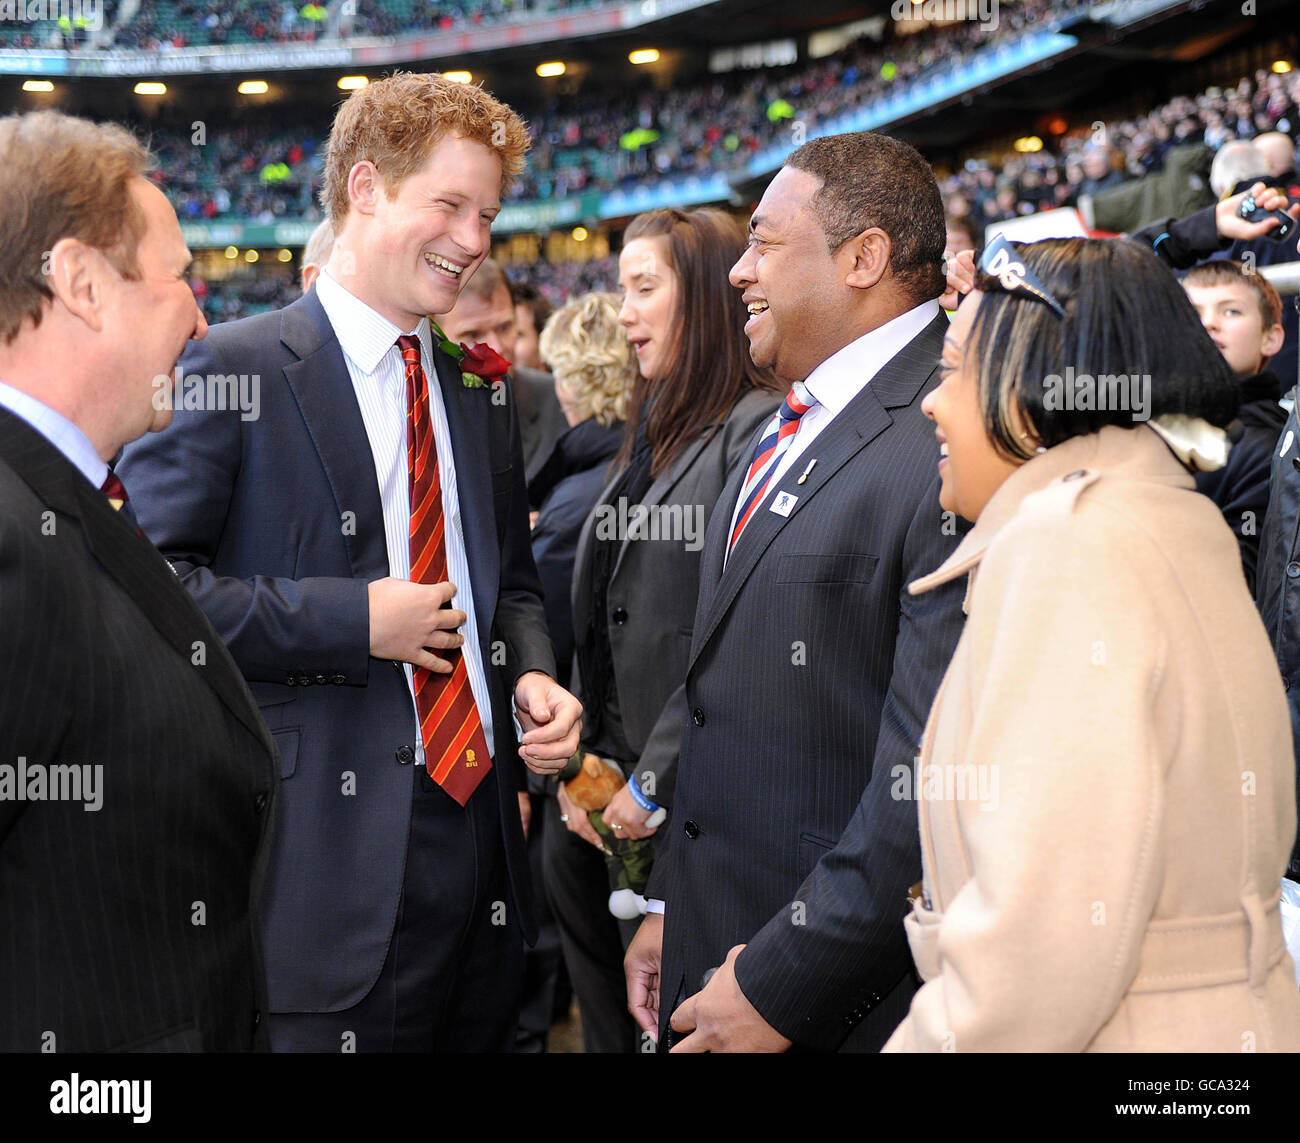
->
[280,292,390,581]
[688,312,947,671]
[608,430,712,582]
[431,343,499,654]
[0,410,273,752]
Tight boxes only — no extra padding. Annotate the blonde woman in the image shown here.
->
[528,291,636,684]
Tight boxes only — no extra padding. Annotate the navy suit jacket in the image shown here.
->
[647,312,968,1051]
[118,288,555,1014]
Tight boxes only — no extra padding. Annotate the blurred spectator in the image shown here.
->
[300,218,333,293]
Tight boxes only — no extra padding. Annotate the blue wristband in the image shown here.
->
[627,776,659,813]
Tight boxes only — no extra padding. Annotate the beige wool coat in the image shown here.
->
[883,424,1300,1052]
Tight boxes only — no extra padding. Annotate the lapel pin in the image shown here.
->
[796,458,817,485]
[770,490,798,517]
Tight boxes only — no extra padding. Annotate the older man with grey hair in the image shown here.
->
[1209,138,1272,199]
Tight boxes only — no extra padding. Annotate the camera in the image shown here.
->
[1237,192,1297,243]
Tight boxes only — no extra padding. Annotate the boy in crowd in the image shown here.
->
[1182,261,1287,593]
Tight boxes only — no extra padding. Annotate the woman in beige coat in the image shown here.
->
[883,236,1300,1052]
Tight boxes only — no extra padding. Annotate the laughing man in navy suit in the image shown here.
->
[119,73,581,1051]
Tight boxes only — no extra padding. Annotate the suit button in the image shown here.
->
[395,745,415,765]
[692,708,705,727]
[299,674,312,686]
[285,676,297,686]
[332,674,346,685]
[684,819,699,839]
[612,606,628,625]
[315,674,328,686]
[254,792,267,813]
[1288,562,1300,579]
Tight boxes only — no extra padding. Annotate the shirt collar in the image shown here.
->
[0,377,108,489]
[316,267,431,375]
[803,298,941,414]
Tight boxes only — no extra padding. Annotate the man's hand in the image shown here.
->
[1216,180,1300,243]
[514,671,581,775]
[556,783,604,850]
[669,944,792,1053]
[602,781,658,840]
[625,911,664,1041]
[940,249,976,311]
[368,577,465,671]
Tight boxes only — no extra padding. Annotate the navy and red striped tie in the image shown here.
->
[727,381,817,557]
[398,333,491,805]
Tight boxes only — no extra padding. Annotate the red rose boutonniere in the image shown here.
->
[430,318,512,389]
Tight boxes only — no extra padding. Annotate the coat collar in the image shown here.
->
[909,423,1199,602]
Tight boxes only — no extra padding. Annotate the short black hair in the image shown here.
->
[510,278,554,330]
[967,237,1239,461]
[785,131,946,303]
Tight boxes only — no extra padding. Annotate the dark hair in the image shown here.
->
[967,237,1240,461]
[784,131,946,304]
[510,277,554,330]
[617,208,785,477]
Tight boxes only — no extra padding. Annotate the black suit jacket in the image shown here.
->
[0,409,277,1051]
[647,312,968,1051]
[117,289,556,1015]
[513,365,569,483]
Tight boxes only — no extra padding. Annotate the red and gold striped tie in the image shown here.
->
[398,334,491,805]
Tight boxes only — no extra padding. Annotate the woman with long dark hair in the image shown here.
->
[543,208,786,1053]
[884,236,1300,1051]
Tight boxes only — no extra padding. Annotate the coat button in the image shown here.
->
[684,819,700,839]
[299,674,312,686]
[254,792,267,812]
[285,676,297,686]
[332,674,346,685]
[1288,562,1300,579]
[315,674,328,686]
[395,745,415,765]
[692,708,705,727]
[612,606,628,625]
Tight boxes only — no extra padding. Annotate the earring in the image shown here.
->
[1019,430,1047,456]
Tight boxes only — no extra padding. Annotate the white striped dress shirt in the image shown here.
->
[316,268,497,763]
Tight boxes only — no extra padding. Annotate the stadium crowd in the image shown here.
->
[0,0,615,50]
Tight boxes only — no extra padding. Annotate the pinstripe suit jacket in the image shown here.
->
[0,408,277,1051]
[647,312,968,1051]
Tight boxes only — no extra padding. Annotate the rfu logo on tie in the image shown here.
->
[770,491,798,518]
[465,749,477,768]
